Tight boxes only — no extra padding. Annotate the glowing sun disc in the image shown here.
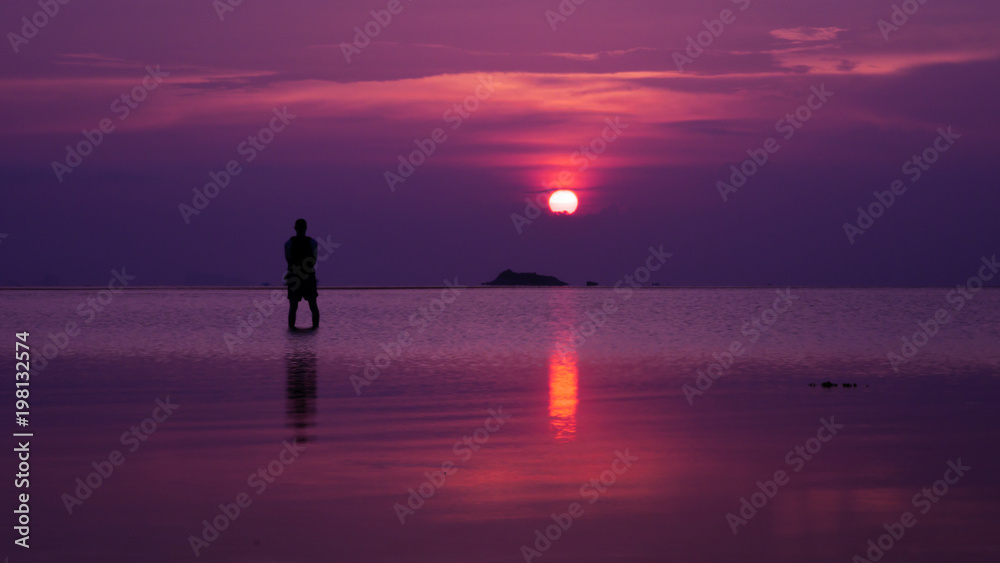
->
[548,190,579,214]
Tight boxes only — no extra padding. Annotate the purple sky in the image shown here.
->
[1,0,998,286]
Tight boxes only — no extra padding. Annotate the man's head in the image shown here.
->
[294,218,307,235]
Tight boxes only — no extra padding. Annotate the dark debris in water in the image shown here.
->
[808,381,861,388]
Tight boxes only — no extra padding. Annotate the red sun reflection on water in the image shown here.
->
[548,346,579,442]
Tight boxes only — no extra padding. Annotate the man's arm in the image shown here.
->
[284,240,291,264]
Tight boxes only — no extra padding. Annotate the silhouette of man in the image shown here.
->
[284,218,319,329]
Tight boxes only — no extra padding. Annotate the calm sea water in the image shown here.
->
[2,288,998,562]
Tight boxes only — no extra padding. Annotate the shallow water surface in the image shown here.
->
[2,288,998,562]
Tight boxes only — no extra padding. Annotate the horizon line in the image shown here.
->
[1,285,995,291]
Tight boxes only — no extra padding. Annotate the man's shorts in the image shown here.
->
[287,275,318,302]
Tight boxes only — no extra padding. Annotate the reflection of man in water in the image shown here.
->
[285,218,319,329]
[286,349,317,443]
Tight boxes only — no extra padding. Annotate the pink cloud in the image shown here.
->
[769,27,847,42]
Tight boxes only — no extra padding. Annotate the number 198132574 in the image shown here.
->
[15,332,30,427]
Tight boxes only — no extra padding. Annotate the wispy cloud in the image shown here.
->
[53,52,137,68]
[542,47,658,62]
[770,27,847,42]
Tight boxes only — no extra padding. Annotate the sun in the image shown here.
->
[548,190,579,214]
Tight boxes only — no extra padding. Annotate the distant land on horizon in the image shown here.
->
[482,269,569,286]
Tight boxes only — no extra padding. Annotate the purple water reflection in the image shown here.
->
[2,289,998,562]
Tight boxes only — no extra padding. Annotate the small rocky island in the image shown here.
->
[483,269,568,286]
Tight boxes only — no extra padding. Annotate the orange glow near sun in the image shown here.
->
[548,347,579,443]
[548,190,579,214]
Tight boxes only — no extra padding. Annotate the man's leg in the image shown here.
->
[308,298,319,328]
[288,299,299,329]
